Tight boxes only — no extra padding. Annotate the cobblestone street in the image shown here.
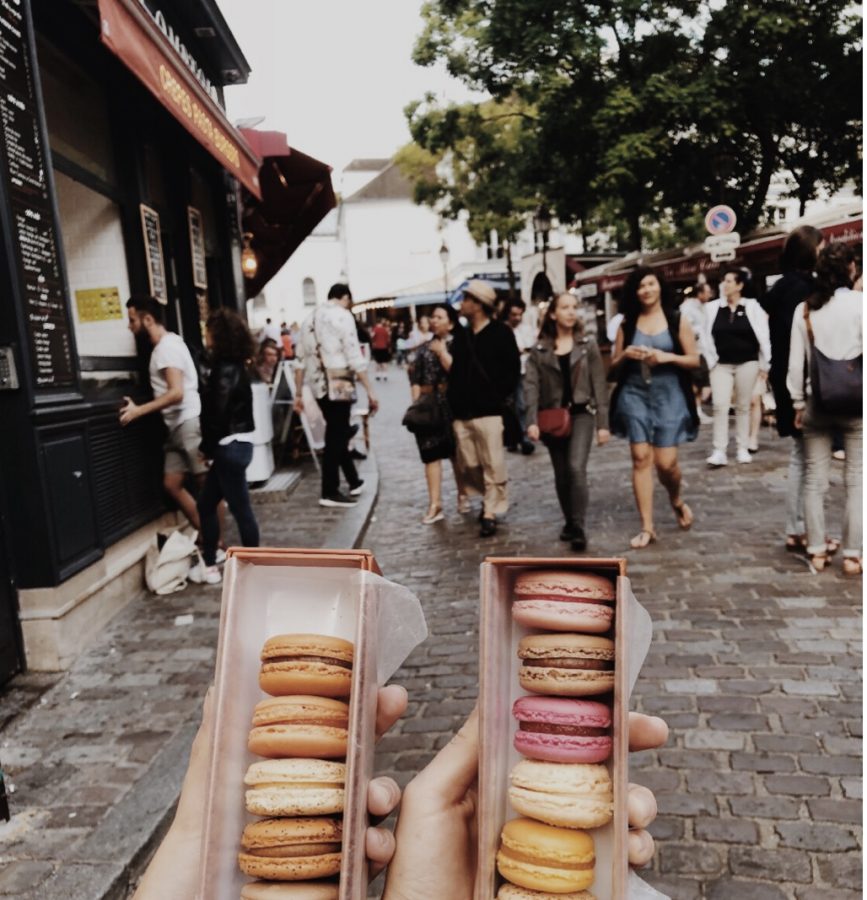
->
[367,372,862,899]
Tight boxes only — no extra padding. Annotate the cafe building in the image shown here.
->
[0,0,335,682]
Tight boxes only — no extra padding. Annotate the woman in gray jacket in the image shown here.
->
[525,292,610,551]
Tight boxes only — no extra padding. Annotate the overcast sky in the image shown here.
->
[219,0,480,174]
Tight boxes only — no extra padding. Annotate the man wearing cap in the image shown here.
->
[438,279,521,537]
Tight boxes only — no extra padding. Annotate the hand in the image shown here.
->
[429,338,444,357]
[793,408,805,430]
[368,394,380,415]
[383,708,668,900]
[293,396,304,414]
[623,345,646,361]
[133,684,408,900]
[119,397,140,426]
[596,428,610,446]
[643,348,664,368]
[527,424,540,442]
[759,370,769,382]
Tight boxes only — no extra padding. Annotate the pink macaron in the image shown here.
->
[512,569,615,633]
[512,695,612,763]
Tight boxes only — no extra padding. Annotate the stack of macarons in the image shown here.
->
[496,570,618,899]
[238,633,354,899]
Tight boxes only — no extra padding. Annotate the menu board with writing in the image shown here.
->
[0,0,75,388]
[187,205,207,290]
[140,203,167,302]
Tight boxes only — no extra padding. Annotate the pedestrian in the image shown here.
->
[294,283,379,507]
[254,338,280,385]
[680,281,714,424]
[280,322,294,360]
[405,315,433,375]
[371,318,392,380]
[609,267,700,549]
[443,280,521,537]
[121,295,206,531]
[787,243,862,575]
[760,225,830,554]
[407,303,467,523]
[502,297,536,455]
[524,292,610,552]
[189,309,259,585]
[703,266,771,466]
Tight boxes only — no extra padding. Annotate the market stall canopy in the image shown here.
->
[239,129,336,298]
[97,0,262,197]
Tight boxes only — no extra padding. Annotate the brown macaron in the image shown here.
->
[518,634,615,697]
[248,695,349,759]
[238,816,342,881]
[240,881,339,900]
[259,634,354,698]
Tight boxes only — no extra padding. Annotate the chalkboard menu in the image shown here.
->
[187,205,207,290]
[140,203,167,302]
[0,1,75,388]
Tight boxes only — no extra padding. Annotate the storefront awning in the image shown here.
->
[240,129,336,297]
[97,0,262,197]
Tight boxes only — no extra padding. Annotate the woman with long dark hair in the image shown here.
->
[189,308,260,585]
[524,292,609,551]
[787,243,862,575]
[609,267,700,549]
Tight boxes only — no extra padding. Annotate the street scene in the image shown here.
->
[0,1,862,899]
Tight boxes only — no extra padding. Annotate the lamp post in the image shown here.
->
[439,241,450,301]
[533,204,552,280]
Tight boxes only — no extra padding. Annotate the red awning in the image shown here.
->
[239,129,336,297]
[97,0,262,198]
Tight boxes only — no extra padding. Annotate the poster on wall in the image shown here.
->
[75,287,122,322]
[188,205,208,290]
[140,203,167,302]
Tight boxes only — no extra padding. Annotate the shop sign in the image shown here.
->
[577,282,598,299]
[140,204,168,302]
[75,287,122,322]
[188,206,208,289]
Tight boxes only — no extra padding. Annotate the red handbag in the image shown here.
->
[538,407,572,438]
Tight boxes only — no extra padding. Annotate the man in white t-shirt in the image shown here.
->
[121,295,206,529]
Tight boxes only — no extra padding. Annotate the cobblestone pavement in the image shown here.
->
[366,370,861,899]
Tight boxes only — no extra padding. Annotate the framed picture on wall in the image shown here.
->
[139,204,167,303]
[188,206,208,290]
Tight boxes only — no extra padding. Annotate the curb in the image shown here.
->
[323,450,380,551]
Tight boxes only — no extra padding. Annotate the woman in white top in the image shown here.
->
[703,268,771,466]
[787,243,862,575]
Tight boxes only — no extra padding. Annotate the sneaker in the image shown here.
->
[697,409,713,425]
[349,449,367,461]
[319,492,358,508]
[520,440,536,455]
[832,449,846,461]
[479,517,497,538]
[189,561,221,585]
[349,480,364,496]
[560,523,579,542]
[706,450,728,468]
[736,448,752,464]
[214,548,227,565]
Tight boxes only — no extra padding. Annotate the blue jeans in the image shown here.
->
[197,441,259,565]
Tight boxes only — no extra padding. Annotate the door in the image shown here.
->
[0,503,23,685]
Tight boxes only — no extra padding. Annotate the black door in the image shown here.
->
[0,504,23,686]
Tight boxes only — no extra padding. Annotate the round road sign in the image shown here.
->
[705,205,737,235]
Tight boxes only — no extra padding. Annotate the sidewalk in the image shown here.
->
[0,453,377,900]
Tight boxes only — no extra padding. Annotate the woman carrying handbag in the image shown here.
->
[524,292,610,551]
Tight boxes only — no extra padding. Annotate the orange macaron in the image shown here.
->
[259,634,354,698]
[238,816,342,881]
[248,695,349,759]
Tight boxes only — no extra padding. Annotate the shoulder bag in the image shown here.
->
[313,308,357,402]
[537,348,583,439]
[804,305,862,416]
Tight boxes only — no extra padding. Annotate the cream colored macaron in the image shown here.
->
[244,758,345,816]
[508,759,613,829]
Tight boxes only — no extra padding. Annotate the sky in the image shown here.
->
[218,0,480,175]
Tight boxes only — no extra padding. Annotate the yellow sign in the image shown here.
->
[75,287,122,323]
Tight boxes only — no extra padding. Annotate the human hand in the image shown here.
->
[429,338,444,357]
[643,348,664,367]
[623,345,645,361]
[293,396,304,414]
[119,397,139,426]
[597,428,610,446]
[133,684,408,899]
[368,395,380,415]
[793,408,805,430]
[527,425,540,442]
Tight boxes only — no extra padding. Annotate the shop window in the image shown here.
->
[302,278,317,306]
[55,170,135,368]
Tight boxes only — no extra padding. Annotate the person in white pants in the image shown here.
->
[703,268,771,466]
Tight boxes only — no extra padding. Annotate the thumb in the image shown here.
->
[411,706,479,805]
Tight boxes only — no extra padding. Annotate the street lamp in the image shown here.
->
[439,241,450,301]
[241,232,258,280]
[533,205,552,279]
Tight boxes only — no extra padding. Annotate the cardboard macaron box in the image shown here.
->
[477,557,652,900]
[198,548,427,900]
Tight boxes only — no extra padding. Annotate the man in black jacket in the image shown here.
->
[446,280,521,537]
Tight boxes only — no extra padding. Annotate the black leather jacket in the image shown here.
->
[200,358,255,457]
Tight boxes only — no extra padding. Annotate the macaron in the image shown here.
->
[244,758,345,816]
[512,696,612,764]
[238,816,342,881]
[497,885,596,899]
[508,759,613,829]
[240,881,339,900]
[496,817,595,893]
[518,634,615,697]
[260,634,354,698]
[513,570,615,633]
[248,696,349,759]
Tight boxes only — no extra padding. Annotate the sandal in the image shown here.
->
[809,554,828,573]
[842,557,862,576]
[630,529,657,550]
[785,534,807,553]
[825,537,841,556]
[457,495,471,514]
[422,507,444,525]
[672,500,693,530]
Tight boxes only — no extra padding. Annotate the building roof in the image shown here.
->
[344,161,414,202]
[344,158,391,172]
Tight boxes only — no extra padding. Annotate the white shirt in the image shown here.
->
[297,302,367,400]
[511,320,536,374]
[606,313,624,344]
[149,332,201,430]
[787,288,863,410]
[680,298,707,353]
